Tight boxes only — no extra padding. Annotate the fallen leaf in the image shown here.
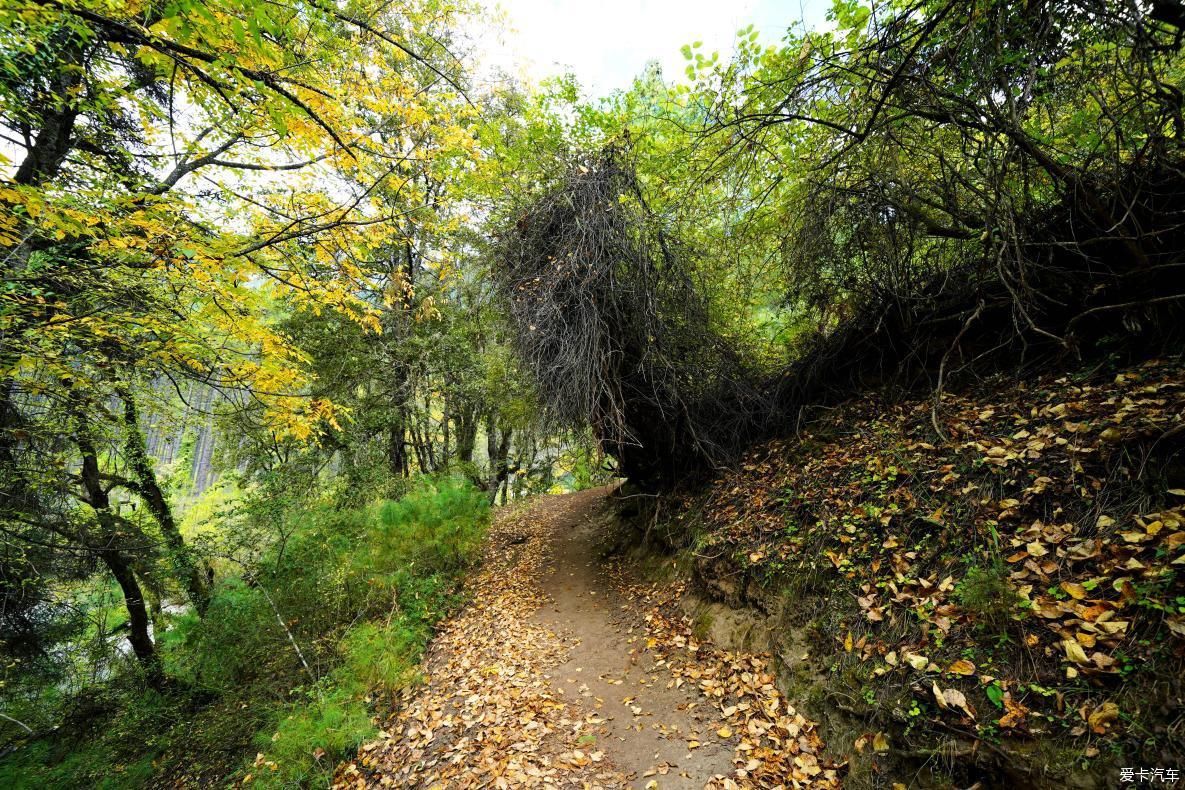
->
[1064,639,1090,665]
[1087,702,1119,734]
[946,659,976,676]
[998,694,1029,729]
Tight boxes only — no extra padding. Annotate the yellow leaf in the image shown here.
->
[1087,702,1119,734]
[946,659,976,676]
[1063,639,1090,665]
[905,653,929,670]
[932,682,948,709]
[717,726,732,738]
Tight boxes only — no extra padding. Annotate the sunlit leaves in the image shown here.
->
[2,0,480,440]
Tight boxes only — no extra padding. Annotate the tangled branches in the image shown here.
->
[498,145,1185,490]
[496,149,767,486]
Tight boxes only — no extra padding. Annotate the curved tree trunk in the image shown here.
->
[99,548,161,682]
[74,414,161,684]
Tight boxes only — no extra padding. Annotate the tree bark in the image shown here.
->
[455,406,477,464]
[387,415,409,477]
[99,548,160,681]
[74,413,161,683]
[118,386,210,615]
[485,412,512,505]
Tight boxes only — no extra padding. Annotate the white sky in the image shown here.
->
[474,0,833,97]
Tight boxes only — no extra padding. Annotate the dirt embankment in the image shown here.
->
[623,358,1185,789]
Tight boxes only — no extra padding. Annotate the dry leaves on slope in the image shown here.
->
[612,574,841,790]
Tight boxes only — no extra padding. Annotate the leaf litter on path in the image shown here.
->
[336,488,839,788]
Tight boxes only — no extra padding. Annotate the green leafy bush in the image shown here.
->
[161,579,275,691]
[243,475,488,786]
[1,475,489,788]
[371,475,489,577]
[249,683,375,789]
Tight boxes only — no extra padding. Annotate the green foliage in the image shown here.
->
[339,621,425,691]
[159,580,274,691]
[954,564,1018,630]
[243,476,487,786]
[250,683,376,789]
[1,476,488,787]
[370,476,490,577]
[0,682,183,789]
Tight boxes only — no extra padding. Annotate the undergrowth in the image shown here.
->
[0,475,488,789]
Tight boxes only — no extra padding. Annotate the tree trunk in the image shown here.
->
[441,399,451,470]
[118,386,209,615]
[0,376,32,521]
[456,406,477,464]
[74,414,161,682]
[387,415,409,477]
[485,412,512,505]
[100,549,159,680]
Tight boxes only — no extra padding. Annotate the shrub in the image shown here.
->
[955,563,1019,630]
[0,475,489,788]
[250,683,374,789]
[338,620,424,690]
[371,475,489,577]
[161,579,276,690]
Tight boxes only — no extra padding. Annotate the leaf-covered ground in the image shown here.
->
[334,487,840,788]
[678,358,1185,780]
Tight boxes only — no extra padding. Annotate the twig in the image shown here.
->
[0,712,33,733]
[257,582,316,683]
[931,300,984,442]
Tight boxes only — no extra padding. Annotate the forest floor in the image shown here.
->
[334,486,838,789]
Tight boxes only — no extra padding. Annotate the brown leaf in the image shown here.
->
[942,687,976,720]
[998,694,1029,729]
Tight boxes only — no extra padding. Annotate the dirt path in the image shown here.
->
[336,487,837,789]
[535,489,734,787]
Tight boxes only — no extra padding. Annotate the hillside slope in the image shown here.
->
[644,357,1185,787]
